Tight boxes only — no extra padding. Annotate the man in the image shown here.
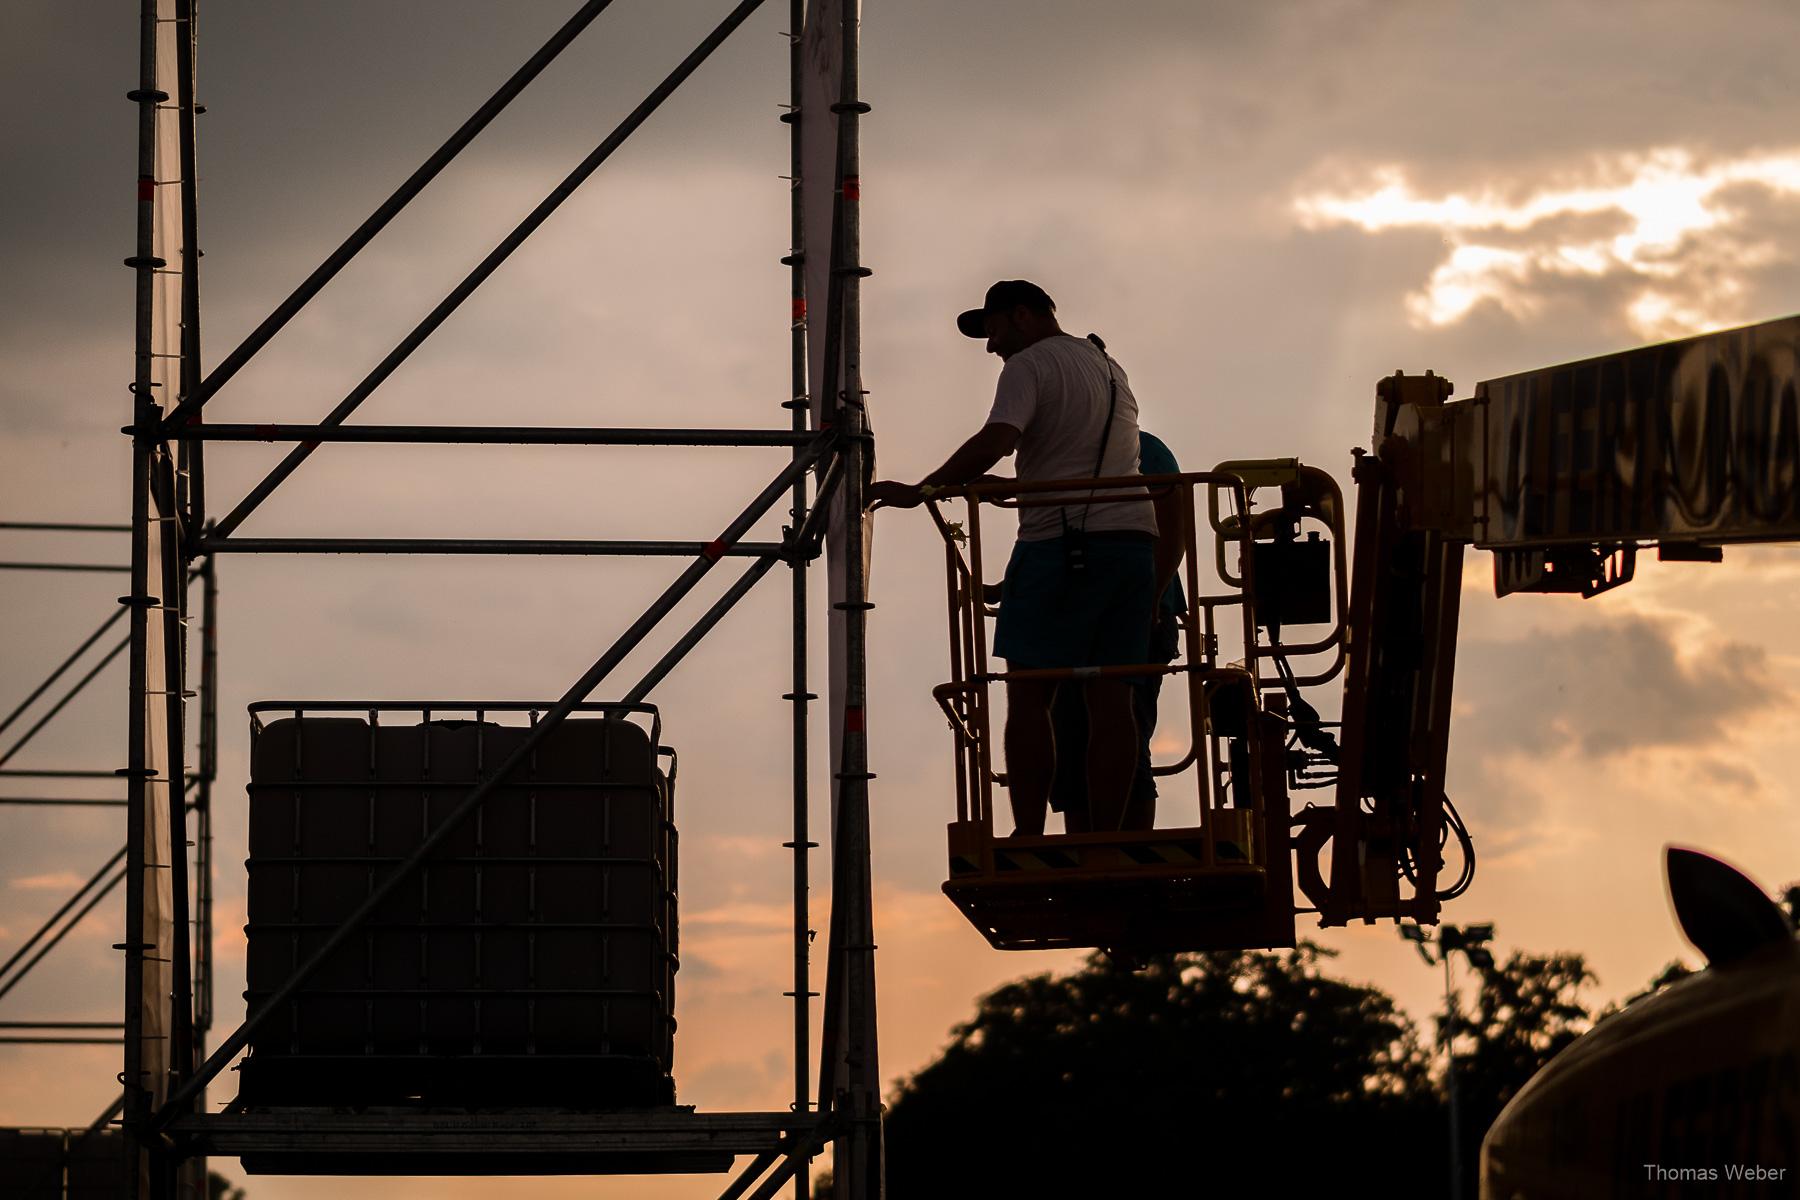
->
[867,280,1156,835]
[1050,429,1187,832]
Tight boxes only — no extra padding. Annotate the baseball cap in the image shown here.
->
[956,279,1056,338]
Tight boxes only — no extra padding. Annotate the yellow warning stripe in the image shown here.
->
[993,847,1082,872]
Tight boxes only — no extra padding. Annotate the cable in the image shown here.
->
[1263,624,1472,897]
[1436,793,1477,899]
[1266,627,1339,762]
[1396,786,1476,900]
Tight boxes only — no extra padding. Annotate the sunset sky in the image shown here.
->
[5,2,1800,1196]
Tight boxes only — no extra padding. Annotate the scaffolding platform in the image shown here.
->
[942,803,1296,953]
[172,1108,813,1176]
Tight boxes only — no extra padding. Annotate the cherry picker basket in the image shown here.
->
[925,468,1345,953]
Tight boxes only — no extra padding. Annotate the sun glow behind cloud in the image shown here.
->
[1294,148,1800,339]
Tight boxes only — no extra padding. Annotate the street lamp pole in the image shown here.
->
[1402,920,1493,1200]
[1442,947,1463,1200]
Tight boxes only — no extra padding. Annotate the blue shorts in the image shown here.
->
[992,533,1156,670]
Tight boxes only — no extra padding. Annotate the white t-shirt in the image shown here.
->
[984,334,1157,542]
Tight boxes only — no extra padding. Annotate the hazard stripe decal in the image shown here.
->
[994,848,1082,872]
[984,838,1251,874]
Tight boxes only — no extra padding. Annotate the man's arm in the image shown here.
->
[867,423,1021,509]
[1152,486,1187,598]
[1139,433,1187,598]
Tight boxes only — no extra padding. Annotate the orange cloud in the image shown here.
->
[10,871,85,891]
[1294,147,1800,339]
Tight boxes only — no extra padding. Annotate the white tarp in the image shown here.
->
[137,5,205,1196]
[139,0,184,1117]
[143,6,204,1195]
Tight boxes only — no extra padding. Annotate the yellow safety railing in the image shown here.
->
[924,470,1270,870]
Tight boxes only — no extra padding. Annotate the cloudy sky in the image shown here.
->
[5,1,1800,1195]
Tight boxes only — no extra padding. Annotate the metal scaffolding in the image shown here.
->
[4,0,878,1195]
[0,533,218,1197]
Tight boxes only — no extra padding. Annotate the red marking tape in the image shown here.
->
[137,177,155,202]
[792,298,807,321]
[702,538,728,562]
[844,706,865,734]
[843,176,861,201]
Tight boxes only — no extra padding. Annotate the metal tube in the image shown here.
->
[1445,949,1464,1200]
[944,662,1191,689]
[809,42,849,1120]
[174,0,203,531]
[1230,481,1260,862]
[0,1022,127,1029]
[154,453,196,1100]
[1182,482,1210,828]
[783,2,815,1168]
[211,0,772,539]
[961,567,982,819]
[787,456,843,556]
[198,537,788,557]
[196,555,217,1033]
[0,635,130,768]
[746,1152,809,1200]
[151,442,825,1130]
[0,845,128,988]
[622,556,780,704]
[0,604,129,739]
[91,1091,127,1132]
[0,868,129,1004]
[831,6,880,1194]
[941,518,978,811]
[0,562,131,574]
[0,522,131,533]
[945,541,967,823]
[124,3,159,1184]
[157,0,622,432]
[717,1148,782,1200]
[247,699,658,713]
[0,769,129,779]
[170,424,812,446]
[966,495,992,826]
[1183,486,1210,822]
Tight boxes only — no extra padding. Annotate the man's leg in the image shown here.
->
[1049,683,1090,832]
[1084,678,1137,832]
[1121,676,1162,831]
[1004,677,1056,835]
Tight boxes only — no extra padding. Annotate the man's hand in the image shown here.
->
[866,424,1021,512]
[866,480,924,510]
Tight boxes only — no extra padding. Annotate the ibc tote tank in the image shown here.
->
[240,705,678,1109]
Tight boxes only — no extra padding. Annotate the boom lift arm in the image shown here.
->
[1306,313,1800,929]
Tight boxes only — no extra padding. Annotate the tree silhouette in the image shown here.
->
[1435,948,1595,1197]
[884,944,1444,1197]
